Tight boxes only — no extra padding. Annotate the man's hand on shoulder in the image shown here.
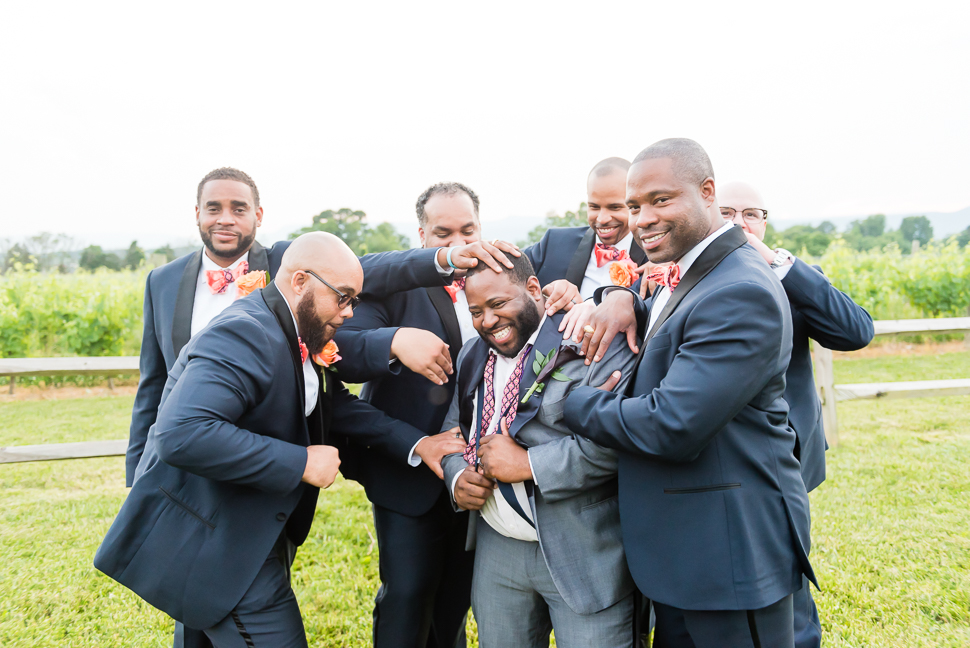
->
[391,328,453,385]
[579,290,639,364]
[743,231,777,265]
[542,279,581,316]
[415,429,468,479]
[437,240,521,275]
[454,465,496,510]
[303,445,341,488]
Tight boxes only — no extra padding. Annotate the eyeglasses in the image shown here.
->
[302,269,361,310]
[720,207,768,223]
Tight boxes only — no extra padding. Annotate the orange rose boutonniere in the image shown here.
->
[235,270,270,299]
[608,259,639,287]
[312,340,342,371]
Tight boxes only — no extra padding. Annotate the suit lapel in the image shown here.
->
[629,238,647,265]
[248,240,269,274]
[458,340,490,441]
[644,226,748,346]
[507,313,565,439]
[426,286,464,362]
[171,249,203,356]
[261,282,309,440]
[564,228,596,288]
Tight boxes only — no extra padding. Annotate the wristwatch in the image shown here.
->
[770,248,794,268]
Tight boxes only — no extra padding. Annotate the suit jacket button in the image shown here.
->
[276,513,286,522]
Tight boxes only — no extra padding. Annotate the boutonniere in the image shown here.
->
[521,345,580,404]
[235,270,271,299]
[609,259,639,288]
[312,340,341,372]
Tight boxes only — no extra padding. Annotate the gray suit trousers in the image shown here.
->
[471,519,635,648]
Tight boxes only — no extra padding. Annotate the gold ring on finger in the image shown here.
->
[583,325,595,335]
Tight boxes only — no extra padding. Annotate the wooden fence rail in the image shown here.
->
[811,316,970,448]
[2,317,969,463]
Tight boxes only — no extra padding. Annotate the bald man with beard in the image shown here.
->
[95,233,464,647]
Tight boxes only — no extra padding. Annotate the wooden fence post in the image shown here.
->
[965,305,970,350]
[8,376,14,395]
[812,341,839,448]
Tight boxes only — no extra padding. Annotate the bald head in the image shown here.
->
[632,138,714,188]
[719,182,765,212]
[279,232,362,290]
[588,157,631,182]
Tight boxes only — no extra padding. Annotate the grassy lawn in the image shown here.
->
[1,351,968,646]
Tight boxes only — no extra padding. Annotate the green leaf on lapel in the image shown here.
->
[550,369,569,382]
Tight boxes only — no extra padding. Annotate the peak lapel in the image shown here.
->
[261,281,307,406]
[644,226,748,346]
[172,249,203,356]
[248,240,269,274]
[629,238,647,265]
[426,286,463,362]
[564,228,596,288]
[507,313,566,438]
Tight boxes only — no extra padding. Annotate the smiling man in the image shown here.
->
[438,254,638,647]
[568,139,816,648]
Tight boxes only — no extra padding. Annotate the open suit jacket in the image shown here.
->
[563,226,816,612]
[525,226,647,289]
[95,282,427,631]
[781,259,873,492]
[440,313,639,616]
[125,243,441,486]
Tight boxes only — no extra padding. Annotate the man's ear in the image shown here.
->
[418,227,426,248]
[255,206,264,228]
[526,276,542,300]
[700,178,716,208]
[195,205,201,226]
[290,270,308,296]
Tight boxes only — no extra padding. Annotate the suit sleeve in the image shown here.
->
[153,318,308,496]
[359,247,448,300]
[126,272,167,487]
[564,281,787,463]
[528,337,637,502]
[782,258,874,351]
[332,299,402,384]
[441,346,470,509]
[328,380,428,463]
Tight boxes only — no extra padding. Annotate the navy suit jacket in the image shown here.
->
[332,248,460,517]
[525,226,646,289]
[126,243,442,486]
[563,226,816,611]
[95,282,426,630]
[781,259,873,491]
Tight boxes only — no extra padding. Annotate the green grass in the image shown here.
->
[1,353,968,646]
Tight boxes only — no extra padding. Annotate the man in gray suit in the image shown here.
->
[439,254,638,648]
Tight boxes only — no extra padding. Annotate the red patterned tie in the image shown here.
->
[644,264,682,291]
[444,277,466,304]
[593,243,629,268]
[463,345,531,466]
[205,260,250,294]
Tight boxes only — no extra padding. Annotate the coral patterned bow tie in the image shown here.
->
[444,277,466,304]
[594,243,629,268]
[298,337,309,364]
[205,261,250,294]
[643,264,682,291]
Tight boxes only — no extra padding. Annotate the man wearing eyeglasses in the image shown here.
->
[96,233,457,647]
[649,182,874,648]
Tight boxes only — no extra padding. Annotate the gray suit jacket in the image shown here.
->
[441,314,638,615]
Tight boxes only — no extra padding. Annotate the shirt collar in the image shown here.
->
[675,222,734,274]
[488,313,548,362]
[201,248,250,273]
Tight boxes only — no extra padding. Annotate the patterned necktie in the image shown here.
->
[593,243,629,268]
[644,264,682,291]
[443,277,466,304]
[205,260,250,294]
[463,344,532,466]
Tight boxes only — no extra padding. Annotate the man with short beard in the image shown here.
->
[437,253,638,647]
[568,139,816,647]
[96,233,461,647]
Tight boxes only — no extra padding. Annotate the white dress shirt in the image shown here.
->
[580,232,635,301]
[647,222,734,336]
[277,279,319,417]
[190,250,251,337]
[450,317,546,543]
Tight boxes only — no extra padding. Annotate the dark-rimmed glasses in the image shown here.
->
[720,207,768,223]
[302,269,361,310]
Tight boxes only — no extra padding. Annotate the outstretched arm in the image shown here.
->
[782,259,874,351]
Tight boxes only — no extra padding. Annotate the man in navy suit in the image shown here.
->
[715,181,873,648]
[566,139,816,647]
[334,182,553,648]
[96,233,465,647]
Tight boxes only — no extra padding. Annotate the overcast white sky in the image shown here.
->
[1,1,968,250]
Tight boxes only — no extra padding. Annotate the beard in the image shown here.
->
[295,286,333,356]
[484,296,543,358]
[200,224,256,261]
